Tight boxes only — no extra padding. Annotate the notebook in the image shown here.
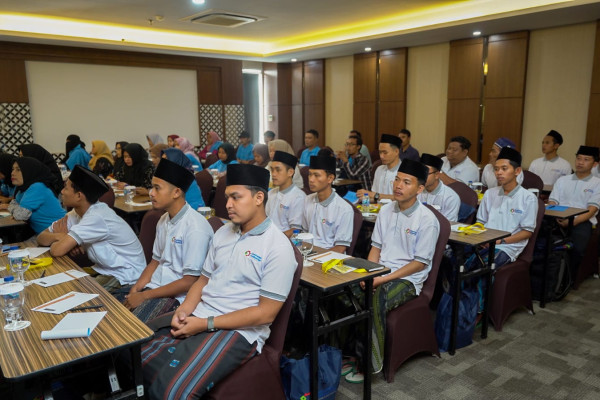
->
[343,258,385,272]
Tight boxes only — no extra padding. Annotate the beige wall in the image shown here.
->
[521,23,597,168]
[406,43,450,157]
[325,56,354,152]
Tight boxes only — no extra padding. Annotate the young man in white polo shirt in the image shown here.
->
[529,130,572,186]
[302,154,354,253]
[266,151,306,237]
[549,145,600,276]
[357,134,403,203]
[346,159,440,383]
[141,164,297,399]
[119,158,214,322]
[38,165,146,292]
[418,153,460,222]
[481,137,524,188]
[440,136,480,185]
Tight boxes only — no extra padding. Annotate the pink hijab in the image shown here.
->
[175,137,199,161]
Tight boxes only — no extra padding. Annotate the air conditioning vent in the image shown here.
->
[181,10,263,28]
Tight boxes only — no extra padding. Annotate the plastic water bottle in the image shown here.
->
[291,229,302,250]
[362,193,370,212]
[468,180,474,190]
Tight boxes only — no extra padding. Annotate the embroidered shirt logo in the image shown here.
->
[244,250,263,261]
[583,189,594,193]
[171,237,183,244]
[321,219,333,227]
[510,209,523,214]
[279,204,290,210]
[405,228,417,236]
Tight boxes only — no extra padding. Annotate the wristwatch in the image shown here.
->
[500,238,506,244]
[207,316,218,332]
[374,193,380,203]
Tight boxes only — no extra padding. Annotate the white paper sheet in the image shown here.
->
[307,251,352,264]
[0,211,10,217]
[32,291,98,314]
[126,200,152,206]
[31,269,89,288]
[27,247,51,258]
[450,223,469,232]
[41,311,106,340]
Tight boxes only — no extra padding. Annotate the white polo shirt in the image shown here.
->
[372,160,401,195]
[194,218,296,353]
[481,163,524,188]
[371,200,440,295]
[477,185,538,262]
[417,180,460,222]
[62,202,146,285]
[147,203,214,303]
[528,156,572,185]
[592,165,600,179]
[549,173,600,225]
[266,184,306,231]
[441,156,480,184]
[301,191,354,249]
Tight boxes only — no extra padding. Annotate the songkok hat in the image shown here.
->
[398,159,428,182]
[546,130,563,145]
[226,164,270,191]
[273,151,298,169]
[309,155,336,173]
[380,134,402,149]
[69,165,109,201]
[576,145,599,159]
[420,153,443,172]
[497,147,522,166]
[154,158,194,191]
[493,137,516,149]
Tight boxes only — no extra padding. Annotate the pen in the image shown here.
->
[1,245,19,252]
[70,304,104,311]
[40,270,46,279]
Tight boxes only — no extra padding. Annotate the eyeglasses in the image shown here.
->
[345,143,357,147]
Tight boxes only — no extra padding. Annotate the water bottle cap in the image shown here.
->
[293,229,300,234]
[3,276,14,283]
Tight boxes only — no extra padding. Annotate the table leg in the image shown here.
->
[363,278,373,400]
[130,344,144,399]
[308,287,320,400]
[541,218,552,308]
[481,242,495,339]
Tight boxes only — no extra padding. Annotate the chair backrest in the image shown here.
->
[98,188,115,208]
[516,197,545,264]
[207,216,224,233]
[264,244,303,352]
[296,146,306,160]
[448,181,478,223]
[421,204,451,302]
[344,198,363,256]
[370,149,380,163]
[205,153,218,168]
[370,159,382,182]
[139,209,165,264]
[300,166,312,195]
[522,170,544,192]
[211,176,228,219]
[195,170,213,206]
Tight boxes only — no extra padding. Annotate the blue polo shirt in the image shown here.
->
[208,159,239,173]
[299,146,321,166]
[236,143,255,162]
[66,144,91,170]
[16,182,66,233]
[185,181,205,209]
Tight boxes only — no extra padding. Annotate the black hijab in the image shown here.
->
[113,141,129,176]
[219,143,237,164]
[121,143,153,187]
[19,143,63,193]
[14,157,59,197]
[0,153,16,188]
[64,135,85,162]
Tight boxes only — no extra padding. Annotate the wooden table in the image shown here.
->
[333,178,361,186]
[300,247,389,400]
[0,245,154,398]
[114,195,152,213]
[446,224,510,355]
[539,206,587,307]
[0,216,27,229]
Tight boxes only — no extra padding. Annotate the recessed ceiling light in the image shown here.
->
[473,31,481,36]
[365,47,371,52]
[291,58,297,62]
[192,0,205,5]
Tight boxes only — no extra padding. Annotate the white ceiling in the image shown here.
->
[1,0,600,62]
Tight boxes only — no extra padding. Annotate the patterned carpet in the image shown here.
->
[337,277,600,400]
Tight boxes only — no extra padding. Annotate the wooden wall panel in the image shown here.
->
[304,60,325,147]
[197,67,222,105]
[291,63,304,149]
[378,101,406,136]
[447,39,484,99]
[485,32,529,98]
[379,49,407,102]
[586,21,600,146]
[353,102,377,149]
[0,59,28,103]
[482,98,524,155]
[445,99,480,154]
[304,104,324,145]
[353,54,377,102]
[291,104,304,151]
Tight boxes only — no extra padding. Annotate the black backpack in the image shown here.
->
[530,230,571,302]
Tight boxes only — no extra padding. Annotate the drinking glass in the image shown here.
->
[0,283,30,331]
[197,207,213,219]
[8,249,30,285]
[297,233,314,267]
[124,186,136,203]
[472,182,483,195]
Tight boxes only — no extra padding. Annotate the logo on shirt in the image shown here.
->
[510,209,523,214]
[405,228,417,236]
[321,219,333,227]
[583,189,594,193]
[171,237,183,244]
[244,250,263,262]
[280,204,290,210]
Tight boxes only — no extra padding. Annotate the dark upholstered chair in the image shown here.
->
[211,176,228,219]
[522,170,544,192]
[296,146,306,161]
[448,181,478,224]
[195,170,214,206]
[370,159,382,182]
[344,199,363,256]
[205,153,218,169]
[383,205,450,383]
[205,245,303,400]
[98,188,115,208]
[489,197,545,331]
[139,209,164,264]
[572,226,599,289]
[370,149,380,163]
[300,166,312,195]
[207,216,224,233]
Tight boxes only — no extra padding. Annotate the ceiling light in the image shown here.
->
[365,47,371,52]
[291,58,297,62]
[192,0,205,5]
[473,31,481,36]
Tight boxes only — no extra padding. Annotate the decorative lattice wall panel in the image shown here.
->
[0,103,33,154]
[224,105,245,147]
[199,104,223,147]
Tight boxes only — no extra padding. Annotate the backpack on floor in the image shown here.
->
[434,287,478,352]
[530,234,572,302]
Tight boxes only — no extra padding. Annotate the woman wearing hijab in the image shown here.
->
[174,137,202,170]
[18,143,64,194]
[207,143,238,173]
[149,144,169,168]
[253,143,270,168]
[161,148,206,209]
[113,141,129,178]
[198,131,223,161]
[146,134,164,148]
[0,157,65,234]
[114,143,154,195]
[0,153,16,202]
[65,134,91,170]
[89,140,115,170]
[268,139,304,188]
[167,134,179,148]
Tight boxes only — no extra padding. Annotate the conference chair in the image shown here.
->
[300,166,312,195]
[205,153,218,168]
[296,146,307,161]
[489,197,544,331]
[383,205,450,383]
[448,181,478,224]
[98,188,115,208]
[370,159,382,182]
[139,209,164,264]
[522,170,544,192]
[207,216,224,233]
[370,149,380,163]
[572,226,599,289]
[211,176,228,219]
[195,170,214,206]
[344,199,363,256]
[205,245,304,400]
